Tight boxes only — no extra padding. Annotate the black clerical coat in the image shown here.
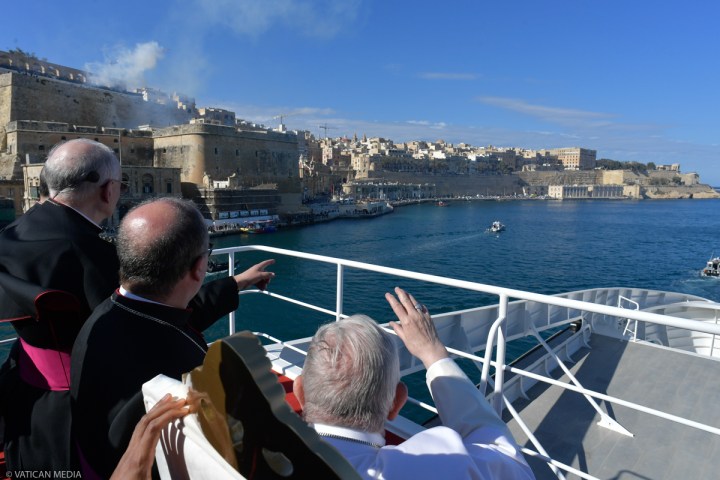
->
[0,200,118,472]
[0,200,240,472]
[0,200,119,348]
[71,287,238,478]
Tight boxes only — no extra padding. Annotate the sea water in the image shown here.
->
[209,198,720,343]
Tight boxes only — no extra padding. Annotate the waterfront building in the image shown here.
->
[548,184,625,199]
[342,180,436,200]
[547,147,597,170]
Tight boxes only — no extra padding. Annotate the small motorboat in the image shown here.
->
[206,258,229,273]
[489,220,506,233]
[701,256,720,277]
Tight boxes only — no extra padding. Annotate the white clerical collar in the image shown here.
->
[118,286,168,306]
[312,423,386,448]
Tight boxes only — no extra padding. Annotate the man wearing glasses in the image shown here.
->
[71,197,274,478]
[0,139,274,472]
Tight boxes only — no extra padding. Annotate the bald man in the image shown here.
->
[71,197,275,478]
[0,139,124,472]
[0,139,271,472]
[0,139,124,345]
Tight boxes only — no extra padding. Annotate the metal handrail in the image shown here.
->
[212,244,720,480]
[216,245,720,337]
[1,245,714,480]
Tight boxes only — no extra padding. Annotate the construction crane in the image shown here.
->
[318,123,337,139]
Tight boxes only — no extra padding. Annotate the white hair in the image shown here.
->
[301,315,400,433]
[44,138,120,200]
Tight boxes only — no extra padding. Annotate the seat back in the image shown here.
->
[143,331,360,479]
[0,271,83,349]
[0,271,82,389]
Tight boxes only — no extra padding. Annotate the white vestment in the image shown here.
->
[313,358,535,479]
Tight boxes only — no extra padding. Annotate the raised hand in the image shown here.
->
[385,287,448,368]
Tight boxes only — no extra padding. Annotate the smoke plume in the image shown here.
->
[86,42,165,90]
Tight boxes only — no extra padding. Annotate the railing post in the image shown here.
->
[492,294,508,414]
[228,251,236,335]
[712,311,719,357]
[336,264,344,322]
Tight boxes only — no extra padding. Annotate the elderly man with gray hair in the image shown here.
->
[0,139,127,472]
[293,287,535,479]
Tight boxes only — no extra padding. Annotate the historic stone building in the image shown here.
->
[546,147,597,170]
[0,50,303,220]
[152,123,299,187]
[0,68,193,131]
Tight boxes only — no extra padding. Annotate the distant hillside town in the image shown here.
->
[0,48,717,228]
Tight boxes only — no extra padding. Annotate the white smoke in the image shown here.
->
[86,42,165,90]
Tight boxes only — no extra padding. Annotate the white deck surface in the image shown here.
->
[505,334,720,479]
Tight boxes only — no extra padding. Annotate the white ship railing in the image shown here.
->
[213,245,720,479]
[2,245,718,479]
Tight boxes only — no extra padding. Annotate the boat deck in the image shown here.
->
[505,334,720,479]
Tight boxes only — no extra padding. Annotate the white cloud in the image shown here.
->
[476,96,613,127]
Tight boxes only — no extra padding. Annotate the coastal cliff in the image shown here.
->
[367,170,719,199]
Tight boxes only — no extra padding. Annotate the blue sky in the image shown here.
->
[4,0,720,184]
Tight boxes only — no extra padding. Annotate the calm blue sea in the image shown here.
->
[1,199,718,423]
[207,199,720,345]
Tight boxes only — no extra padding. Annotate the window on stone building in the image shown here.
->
[61,136,66,140]
[236,149,239,156]
[39,145,44,151]
[214,147,218,155]
[166,182,172,194]
[142,174,154,194]
[113,138,118,143]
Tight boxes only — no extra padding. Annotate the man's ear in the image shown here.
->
[99,181,113,204]
[293,375,305,408]
[387,382,408,420]
[189,255,206,282]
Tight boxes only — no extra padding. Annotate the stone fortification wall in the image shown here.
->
[4,120,155,167]
[153,123,300,191]
[0,72,191,129]
[602,170,625,185]
[0,51,88,84]
[368,171,525,196]
[517,170,603,186]
[0,75,11,128]
[619,170,699,186]
[643,185,719,199]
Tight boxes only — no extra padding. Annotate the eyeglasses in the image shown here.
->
[102,178,129,193]
[192,242,214,270]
